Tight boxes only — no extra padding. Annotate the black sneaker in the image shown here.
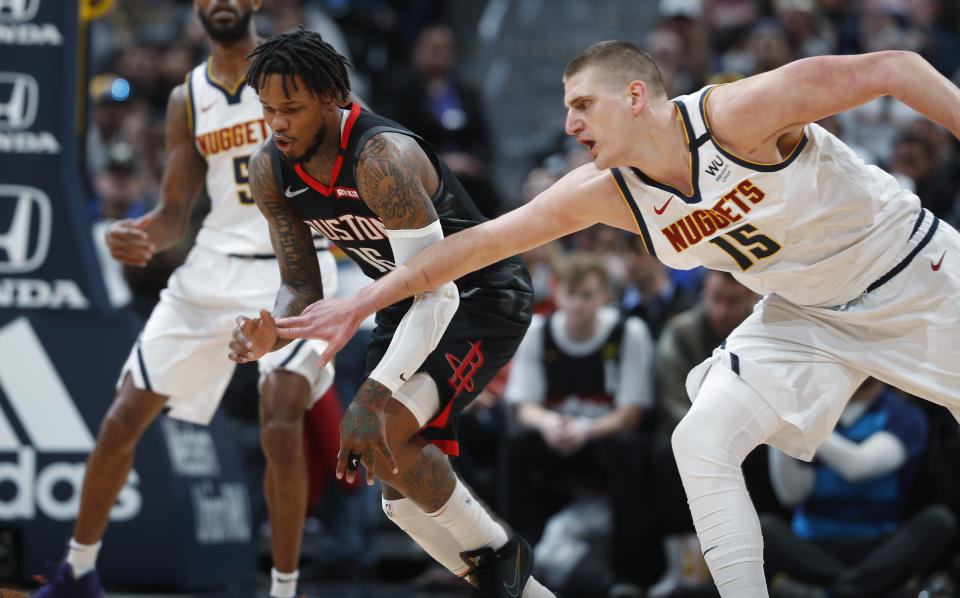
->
[461,534,534,598]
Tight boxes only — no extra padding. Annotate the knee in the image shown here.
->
[260,416,303,463]
[671,411,710,473]
[97,404,147,454]
[671,409,742,478]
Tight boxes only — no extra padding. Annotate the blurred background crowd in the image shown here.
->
[81,0,960,596]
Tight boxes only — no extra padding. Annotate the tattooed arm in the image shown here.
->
[105,83,206,266]
[335,133,456,484]
[228,143,323,363]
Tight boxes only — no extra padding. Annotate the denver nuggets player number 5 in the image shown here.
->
[34,3,336,598]
[275,43,960,598]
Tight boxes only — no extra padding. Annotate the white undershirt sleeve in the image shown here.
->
[615,317,654,409]
[768,447,816,507]
[502,315,548,405]
[815,430,907,483]
[368,220,459,393]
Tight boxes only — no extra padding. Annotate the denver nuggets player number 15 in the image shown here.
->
[273,43,960,598]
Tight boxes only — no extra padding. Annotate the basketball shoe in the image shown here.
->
[461,534,534,598]
[31,563,105,598]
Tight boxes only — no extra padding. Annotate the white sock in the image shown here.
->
[385,495,554,595]
[270,567,298,598]
[384,496,472,576]
[65,538,101,577]
[427,479,508,552]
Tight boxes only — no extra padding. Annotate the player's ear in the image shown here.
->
[628,80,648,113]
[251,0,263,11]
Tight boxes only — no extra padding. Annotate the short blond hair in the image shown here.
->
[563,40,667,98]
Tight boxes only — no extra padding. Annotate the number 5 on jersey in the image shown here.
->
[233,155,254,204]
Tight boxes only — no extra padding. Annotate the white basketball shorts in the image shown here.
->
[686,210,960,460]
[118,245,338,425]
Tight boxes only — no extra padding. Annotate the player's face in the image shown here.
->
[259,73,338,164]
[563,68,632,170]
[557,272,610,330]
[195,0,259,43]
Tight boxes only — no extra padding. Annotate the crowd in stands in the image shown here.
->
[85,1,960,596]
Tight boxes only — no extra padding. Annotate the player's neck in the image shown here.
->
[208,34,259,89]
[632,101,693,196]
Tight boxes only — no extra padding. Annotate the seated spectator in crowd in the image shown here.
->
[500,252,654,592]
[619,234,698,340]
[763,378,955,598]
[647,271,759,597]
[382,24,501,217]
[890,132,956,221]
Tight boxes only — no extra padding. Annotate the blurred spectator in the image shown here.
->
[86,73,137,181]
[903,0,960,78]
[658,0,711,92]
[773,0,837,58]
[645,25,692,96]
[890,131,956,219]
[763,379,955,598]
[90,142,149,309]
[619,234,698,340]
[501,252,654,593]
[745,19,793,75]
[382,24,501,216]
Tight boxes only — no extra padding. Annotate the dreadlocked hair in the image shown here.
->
[246,28,352,103]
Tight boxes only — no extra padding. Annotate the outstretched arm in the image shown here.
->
[228,143,322,363]
[105,83,206,266]
[707,51,960,161]
[276,162,635,366]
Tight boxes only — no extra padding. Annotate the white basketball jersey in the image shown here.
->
[612,85,922,307]
[186,60,273,255]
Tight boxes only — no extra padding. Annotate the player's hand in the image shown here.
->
[229,309,277,363]
[276,297,362,368]
[105,215,156,267]
[336,378,399,486]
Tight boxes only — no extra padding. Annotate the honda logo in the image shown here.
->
[0,0,39,24]
[0,185,50,273]
[0,72,37,130]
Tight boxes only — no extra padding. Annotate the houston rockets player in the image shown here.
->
[34,3,336,598]
[274,42,960,597]
[227,30,557,598]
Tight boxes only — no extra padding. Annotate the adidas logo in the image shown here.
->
[0,318,141,521]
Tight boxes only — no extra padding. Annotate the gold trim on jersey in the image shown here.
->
[609,169,651,255]
[206,61,245,97]
[700,85,807,167]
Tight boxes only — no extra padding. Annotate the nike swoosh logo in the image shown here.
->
[200,101,217,112]
[399,372,408,382]
[285,186,309,198]
[932,250,946,271]
[349,455,360,470]
[502,552,522,597]
[654,196,674,215]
